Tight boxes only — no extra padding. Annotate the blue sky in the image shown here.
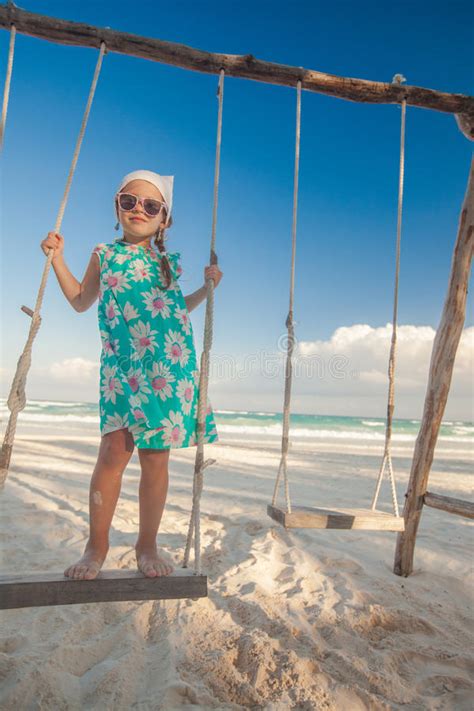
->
[1,0,472,419]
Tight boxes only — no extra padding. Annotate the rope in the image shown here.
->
[182,69,224,574]
[0,22,16,150]
[371,95,407,516]
[271,79,302,513]
[271,79,406,518]
[0,42,107,489]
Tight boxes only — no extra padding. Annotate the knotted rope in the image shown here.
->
[271,79,302,513]
[0,42,107,489]
[371,88,407,516]
[182,69,224,574]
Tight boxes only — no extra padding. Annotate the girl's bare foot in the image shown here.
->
[64,543,109,580]
[135,545,174,577]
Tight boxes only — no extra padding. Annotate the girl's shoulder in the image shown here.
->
[92,241,114,257]
[91,242,120,267]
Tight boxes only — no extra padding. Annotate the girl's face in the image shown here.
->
[117,179,168,240]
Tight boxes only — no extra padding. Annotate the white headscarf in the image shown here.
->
[116,169,174,221]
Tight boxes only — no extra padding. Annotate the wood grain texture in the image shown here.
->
[424,491,474,519]
[0,3,472,137]
[267,504,405,531]
[0,568,207,609]
[394,158,474,577]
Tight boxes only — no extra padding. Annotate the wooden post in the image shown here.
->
[394,158,474,577]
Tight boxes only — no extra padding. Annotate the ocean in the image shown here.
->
[1,397,472,459]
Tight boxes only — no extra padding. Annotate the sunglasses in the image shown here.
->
[116,192,167,218]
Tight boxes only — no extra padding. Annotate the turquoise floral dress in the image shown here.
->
[91,238,219,450]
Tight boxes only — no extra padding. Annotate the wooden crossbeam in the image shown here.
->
[0,3,472,137]
[0,568,207,609]
[267,504,405,531]
[424,491,474,519]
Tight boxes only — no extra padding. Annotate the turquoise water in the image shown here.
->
[1,397,472,445]
[214,409,473,443]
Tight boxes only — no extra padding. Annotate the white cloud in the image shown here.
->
[48,358,99,381]
[297,323,473,394]
[210,324,473,420]
[0,358,100,404]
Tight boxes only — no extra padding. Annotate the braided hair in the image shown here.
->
[153,215,174,290]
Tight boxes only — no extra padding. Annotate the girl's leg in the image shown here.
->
[134,447,174,577]
[64,428,135,580]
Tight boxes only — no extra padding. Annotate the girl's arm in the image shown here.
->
[183,264,223,312]
[52,253,100,312]
[41,231,100,312]
[184,285,207,313]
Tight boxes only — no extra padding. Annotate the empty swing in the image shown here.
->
[0,26,224,609]
[267,78,406,532]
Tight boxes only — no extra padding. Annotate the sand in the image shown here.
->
[0,419,473,710]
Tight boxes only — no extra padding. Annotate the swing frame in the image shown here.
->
[0,4,471,601]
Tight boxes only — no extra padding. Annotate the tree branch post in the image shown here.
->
[393,157,474,577]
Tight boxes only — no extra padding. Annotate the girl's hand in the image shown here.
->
[204,263,223,288]
[40,231,64,261]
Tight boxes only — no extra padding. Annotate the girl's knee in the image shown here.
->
[138,447,170,472]
[101,429,135,464]
[138,447,170,459]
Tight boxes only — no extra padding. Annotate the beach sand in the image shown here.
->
[1,418,473,710]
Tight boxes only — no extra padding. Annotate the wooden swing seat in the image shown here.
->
[0,568,207,610]
[267,504,405,531]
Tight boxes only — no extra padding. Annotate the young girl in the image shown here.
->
[41,169,223,581]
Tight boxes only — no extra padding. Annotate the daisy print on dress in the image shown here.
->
[92,243,107,260]
[126,366,152,404]
[128,393,148,423]
[103,268,132,296]
[130,258,154,283]
[114,250,134,266]
[174,305,192,335]
[104,297,120,329]
[176,376,195,415]
[93,240,219,449]
[103,411,130,435]
[100,329,120,357]
[147,361,176,401]
[129,320,159,358]
[142,287,174,319]
[123,301,140,323]
[164,329,191,366]
[158,410,186,448]
[101,364,124,404]
[103,244,115,262]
